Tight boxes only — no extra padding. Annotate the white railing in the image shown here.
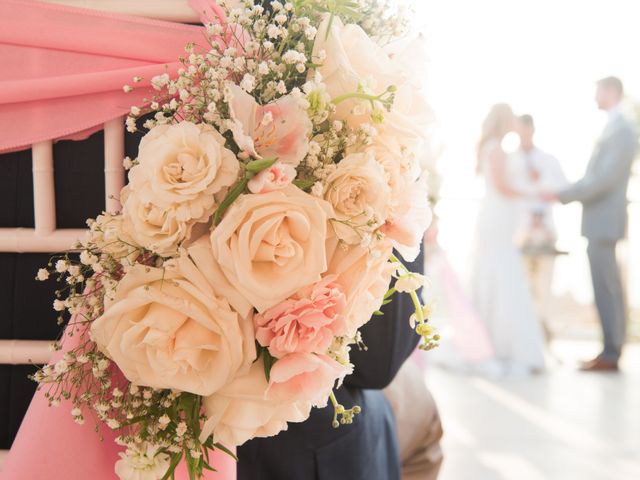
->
[0,340,53,365]
[0,118,125,254]
[0,100,129,476]
[0,119,125,379]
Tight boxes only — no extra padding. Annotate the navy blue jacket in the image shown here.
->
[238,250,423,480]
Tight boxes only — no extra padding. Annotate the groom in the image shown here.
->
[545,77,638,371]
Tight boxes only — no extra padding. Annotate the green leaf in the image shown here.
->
[117,415,149,428]
[381,298,392,305]
[184,449,199,480]
[203,436,215,449]
[372,310,384,316]
[213,178,249,225]
[202,461,217,472]
[161,453,183,480]
[214,442,239,462]
[383,287,396,300]
[245,157,278,173]
[292,179,315,191]
[262,349,278,382]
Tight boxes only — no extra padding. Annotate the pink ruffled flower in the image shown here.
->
[267,353,351,407]
[254,275,347,358]
[227,84,312,167]
[248,161,297,194]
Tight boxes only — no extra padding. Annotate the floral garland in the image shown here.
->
[32,1,438,479]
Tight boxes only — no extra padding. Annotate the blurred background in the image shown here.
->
[409,1,640,479]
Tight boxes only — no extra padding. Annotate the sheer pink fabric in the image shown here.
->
[1,323,236,479]
[0,0,223,152]
[3,321,237,479]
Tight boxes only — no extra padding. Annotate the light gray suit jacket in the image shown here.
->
[558,114,638,241]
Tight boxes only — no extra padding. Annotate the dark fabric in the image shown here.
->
[0,365,9,449]
[0,148,34,228]
[238,250,424,480]
[0,130,141,448]
[0,365,39,450]
[0,253,62,340]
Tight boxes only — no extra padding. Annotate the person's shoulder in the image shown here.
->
[611,115,638,142]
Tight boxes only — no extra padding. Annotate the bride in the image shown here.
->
[470,103,546,376]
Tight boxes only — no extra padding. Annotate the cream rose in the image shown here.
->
[120,186,191,257]
[366,138,420,209]
[323,152,390,245]
[326,237,395,335]
[121,122,240,255]
[90,251,255,396]
[86,212,139,266]
[201,359,312,447]
[312,16,431,149]
[210,185,334,313]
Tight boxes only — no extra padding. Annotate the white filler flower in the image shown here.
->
[115,443,170,480]
[395,272,425,293]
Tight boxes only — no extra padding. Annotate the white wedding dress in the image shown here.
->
[470,141,546,375]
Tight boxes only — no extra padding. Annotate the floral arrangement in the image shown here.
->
[32,0,437,479]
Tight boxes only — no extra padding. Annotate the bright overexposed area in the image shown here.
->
[411,1,640,479]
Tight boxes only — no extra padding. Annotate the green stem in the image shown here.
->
[329,391,339,409]
[212,178,248,225]
[389,253,404,270]
[331,91,381,106]
[410,290,425,324]
[212,158,279,226]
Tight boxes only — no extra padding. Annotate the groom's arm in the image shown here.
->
[558,127,636,204]
[344,248,424,390]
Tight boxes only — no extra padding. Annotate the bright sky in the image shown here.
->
[411,0,640,305]
[414,0,640,186]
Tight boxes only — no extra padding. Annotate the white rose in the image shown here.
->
[312,16,431,150]
[366,138,420,212]
[210,185,334,313]
[120,186,192,257]
[86,212,139,264]
[201,359,312,447]
[122,122,240,255]
[323,152,390,245]
[90,248,255,396]
[326,238,395,335]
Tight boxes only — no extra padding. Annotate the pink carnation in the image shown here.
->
[267,353,351,407]
[254,275,347,358]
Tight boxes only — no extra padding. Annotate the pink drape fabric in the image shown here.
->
[0,0,222,152]
[1,324,236,480]
[430,250,494,362]
[1,1,236,477]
